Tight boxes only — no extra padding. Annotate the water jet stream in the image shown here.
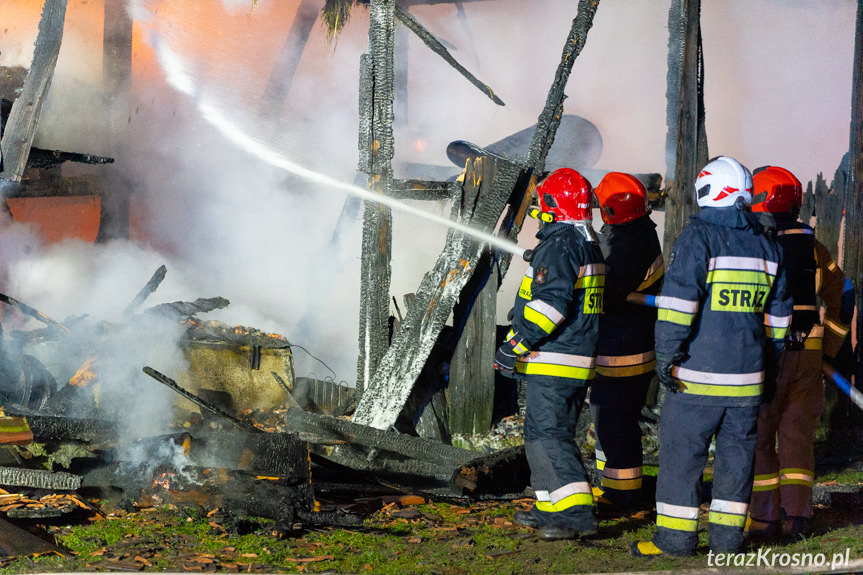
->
[153,38,526,259]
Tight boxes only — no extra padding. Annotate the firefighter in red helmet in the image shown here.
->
[495,167,605,540]
[748,166,852,540]
[590,172,663,512]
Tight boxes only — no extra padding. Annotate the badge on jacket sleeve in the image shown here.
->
[534,266,548,284]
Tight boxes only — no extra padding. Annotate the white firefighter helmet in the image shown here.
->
[695,156,753,208]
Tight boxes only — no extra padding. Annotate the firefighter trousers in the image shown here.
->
[524,375,595,527]
[653,393,759,555]
[589,372,652,509]
[751,349,823,522]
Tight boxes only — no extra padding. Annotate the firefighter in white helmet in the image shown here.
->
[495,167,605,540]
[632,156,792,557]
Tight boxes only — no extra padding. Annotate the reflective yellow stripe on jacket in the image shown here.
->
[673,366,762,398]
[516,351,596,381]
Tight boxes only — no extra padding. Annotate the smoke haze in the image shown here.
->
[0,0,857,402]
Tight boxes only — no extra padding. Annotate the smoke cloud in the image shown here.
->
[0,0,857,410]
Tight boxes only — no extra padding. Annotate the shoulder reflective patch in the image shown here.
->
[518,267,534,300]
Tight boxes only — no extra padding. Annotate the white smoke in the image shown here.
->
[0,0,857,402]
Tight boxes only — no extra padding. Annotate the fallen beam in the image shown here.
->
[0,466,81,491]
[142,366,261,434]
[284,405,477,468]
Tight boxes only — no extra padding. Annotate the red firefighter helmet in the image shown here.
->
[751,165,802,215]
[594,172,649,225]
[536,168,593,222]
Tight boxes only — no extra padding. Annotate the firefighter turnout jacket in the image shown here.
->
[508,221,605,382]
[770,218,850,356]
[595,216,664,377]
[655,206,793,406]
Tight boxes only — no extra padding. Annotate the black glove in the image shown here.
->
[655,352,685,393]
[494,330,528,378]
[494,345,518,378]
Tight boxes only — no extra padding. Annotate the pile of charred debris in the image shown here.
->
[0,264,534,551]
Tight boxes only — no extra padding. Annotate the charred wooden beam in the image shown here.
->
[393,6,504,106]
[14,413,118,444]
[0,0,68,182]
[525,0,600,175]
[284,405,476,467]
[143,367,261,434]
[351,156,518,431]
[0,466,81,491]
[0,292,68,332]
[392,178,457,201]
[843,1,863,360]
[662,0,707,255]
[356,0,397,394]
[144,297,230,319]
[124,265,167,316]
[22,148,114,170]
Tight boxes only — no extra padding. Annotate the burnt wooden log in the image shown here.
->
[843,0,863,364]
[452,445,530,496]
[6,412,119,444]
[283,404,476,467]
[124,265,167,316]
[662,0,708,255]
[0,466,81,491]
[143,367,261,434]
[143,297,230,320]
[393,5,504,106]
[0,292,68,333]
[351,156,518,431]
[0,0,68,182]
[356,0,397,394]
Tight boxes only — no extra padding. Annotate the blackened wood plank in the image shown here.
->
[0,0,68,182]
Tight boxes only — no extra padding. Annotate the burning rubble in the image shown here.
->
[0,260,531,558]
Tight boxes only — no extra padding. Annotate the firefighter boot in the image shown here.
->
[536,513,597,540]
[513,507,543,528]
[630,540,692,558]
[783,516,809,540]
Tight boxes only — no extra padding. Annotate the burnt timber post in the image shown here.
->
[97,0,133,241]
[448,0,600,441]
[843,0,863,384]
[351,156,519,431]
[356,0,396,394]
[0,0,68,183]
[662,0,707,255]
